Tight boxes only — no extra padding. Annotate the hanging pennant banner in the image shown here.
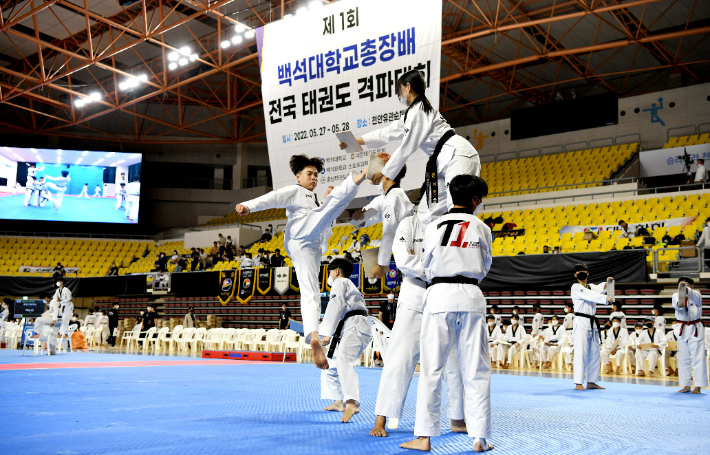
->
[384,261,400,291]
[290,267,300,292]
[274,267,290,295]
[236,268,256,304]
[363,276,383,295]
[349,262,361,289]
[319,265,328,292]
[218,270,236,305]
[257,268,273,295]
[256,0,442,200]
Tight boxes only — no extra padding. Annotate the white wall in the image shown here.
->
[0,155,17,192]
[455,83,710,159]
[182,226,262,250]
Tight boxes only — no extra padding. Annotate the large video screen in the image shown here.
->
[0,147,142,224]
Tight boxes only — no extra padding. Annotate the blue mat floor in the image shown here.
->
[1,351,709,455]
[0,194,135,223]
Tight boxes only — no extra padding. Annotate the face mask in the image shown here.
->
[512,319,518,324]
[552,320,559,326]
[612,322,620,328]
[577,272,588,281]
[635,329,642,334]
[327,274,336,287]
[56,282,61,287]
[388,294,394,300]
[513,310,518,315]
[72,317,77,321]
[487,321,494,326]
[645,322,653,328]
[564,308,570,313]
[473,199,483,216]
[398,86,410,106]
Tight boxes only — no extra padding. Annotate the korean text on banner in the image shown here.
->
[256,0,442,200]
[558,216,696,236]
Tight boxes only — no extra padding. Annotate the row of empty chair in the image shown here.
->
[663,133,710,148]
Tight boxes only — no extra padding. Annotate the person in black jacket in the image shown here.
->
[107,303,120,347]
[270,249,285,267]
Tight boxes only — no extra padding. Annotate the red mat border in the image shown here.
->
[0,359,276,370]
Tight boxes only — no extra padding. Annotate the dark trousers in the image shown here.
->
[108,325,118,346]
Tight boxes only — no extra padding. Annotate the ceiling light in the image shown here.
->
[296,7,307,15]
[231,35,243,45]
[178,58,188,66]
[138,74,148,82]
[309,1,322,10]
[75,158,82,164]
[179,46,190,56]
[189,54,197,61]
[235,24,246,33]
[30,148,37,153]
[221,40,230,49]
[106,152,115,158]
[75,99,85,107]
[57,157,61,163]
[117,160,125,164]
[129,154,140,158]
[57,150,62,156]
[245,30,255,39]
[82,151,89,156]
[118,82,128,90]
[13,154,21,159]
[128,79,139,88]
[110,163,117,166]
[168,62,178,70]
[90,92,101,101]
[167,52,179,61]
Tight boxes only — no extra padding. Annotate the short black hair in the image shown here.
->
[61,170,69,177]
[393,165,407,185]
[564,302,572,308]
[328,257,354,277]
[635,322,644,328]
[533,304,541,312]
[551,314,559,320]
[275,249,280,253]
[573,263,588,273]
[612,301,622,309]
[84,183,88,185]
[513,305,520,310]
[618,220,626,225]
[678,276,695,286]
[289,154,323,175]
[449,174,488,206]
[653,304,663,312]
[612,316,621,322]
[486,314,495,321]
[491,304,499,311]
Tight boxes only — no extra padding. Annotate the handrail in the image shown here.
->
[589,137,614,148]
[541,144,563,156]
[483,181,710,209]
[488,176,639,198]
[0,231,154,240]
[564,141,588,152]
[615,133,640,145]
[699,123,710,135]
[653,246,701,275]
[518,148,540,159]
[667,125,697,141]
[187,223,262,232]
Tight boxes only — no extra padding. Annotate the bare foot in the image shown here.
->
[587,383,605,390]
[370,415,387,437]
[323,400,345,412]
[474,438,494,452]
[450,419,467,433]
[575,384,586,390]
[341,401,359,423]
[311,337,329,370]
[604,366,612,374]
[400,437,431,452]
[501,363,509,370]
[637,371,646,377]
[691,387,702,394]
[679,386,691,393]
[614,368,620,375]
[649,371,655,377]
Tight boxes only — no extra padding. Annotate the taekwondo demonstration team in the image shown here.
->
[234,70,708,452]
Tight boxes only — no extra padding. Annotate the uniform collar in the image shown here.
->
[385,183,400,196]
[448,207,473,215]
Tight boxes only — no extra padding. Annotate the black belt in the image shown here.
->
[427,276,478,288]
[424,129,455,204]
[679,319,701,337]
[326,309,368,358]
[574,311,602,343]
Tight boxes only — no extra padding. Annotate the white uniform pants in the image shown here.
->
[542,344,561,362]
[505,344,520,365]
[636,349,660,372]
[284,176,360,341]
[45,183,66,208]
[125,196,139,220]
[573,320,601,384]
[415,309,491,440]
[32,317,56,350]
[323,323,370,405]
[677,328,708,387]
[600,347,623,367]
[98,324,109,344]
[115,195,125,209]
[488,343,503,363]
[375,304,422,418]
[78,188,90,199]
[417,152,480,231]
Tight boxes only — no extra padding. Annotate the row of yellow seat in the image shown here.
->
[663,133,710,149]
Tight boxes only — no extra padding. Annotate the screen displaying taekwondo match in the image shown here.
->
[0,147,142,224]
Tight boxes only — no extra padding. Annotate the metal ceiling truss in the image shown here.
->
[0,0,707,142]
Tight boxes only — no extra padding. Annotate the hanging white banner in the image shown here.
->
[558,216,696,236]
[256,0,442,199]
[639,144,710,177]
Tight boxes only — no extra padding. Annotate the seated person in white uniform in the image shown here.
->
[486,314,503,368]
[540,314,566,370]
[635,317,668,377]
[664,322,678,377]
[489,304,502,328]
[609,302,628,330]
[501,316,526,369]
[600,316,628,375]
[627,322,644,374]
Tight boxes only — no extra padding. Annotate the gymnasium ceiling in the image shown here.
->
[0,0,708,144]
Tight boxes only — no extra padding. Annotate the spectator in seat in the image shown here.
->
[52,262,65,285]
[199,248,211,270]
[137,310,145,327]
[618,220,635,239]
[223,246,235,263]
[218,233,227,256]
[542,245,550,254]
[278,303,292,330]
[210,242,221,264]
[261,225,273,242]
[258,250,271,267]
[270,249,285,267]
[151,254,162,272]
[553,246,561,254]
[190,248,200,271]
[106,261,119,276]
[175,255,187,273]
[241,253,255,268]
[170,250,180,266]
[695,158,706,184]
[184,307,198,328]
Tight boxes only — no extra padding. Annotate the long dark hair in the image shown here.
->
[398,70,433,121]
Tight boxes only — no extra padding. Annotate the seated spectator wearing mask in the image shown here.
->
[191,248,200,271]
[261,225,273,242]
[199,248,211,270]
[542,245,550,254]
[170,250,180,266]
[240,253,255,268]
[270,249,285,267]
[553,246,561,254]
[106,261,119,276]
[175,256,187,273]
[618,220,635,239]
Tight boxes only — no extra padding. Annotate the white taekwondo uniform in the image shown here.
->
[0,306,8,328]
[571,281,609,385]
[664,328,677,372]
[562,310,575,365]
[44,173,70,208]
[541,323,566,363]
[600,326,628,367]
[318,277,371,405]
[93,186,102,197]
[375,186,413,269]
[415,207,492,441]
[24,166,43,207]
[124,181,140,221]
[530,311,545,361]
[37,182,56,207]
[78,185,90,199]
[51,286,74,353]
[672,287,708,388]
[487,323,503,363]
[491,313,502,328]
[96,313,109,344]
[32,299,59,346]
[351,194,384,229]
[242,174,361,342]
[609,311,627,330]
[115,186,127,209]
[361,104,480,230]
[654,314,666,332]
[635,326,668,373]
[84,313,96,329]
[503,322,526,364]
